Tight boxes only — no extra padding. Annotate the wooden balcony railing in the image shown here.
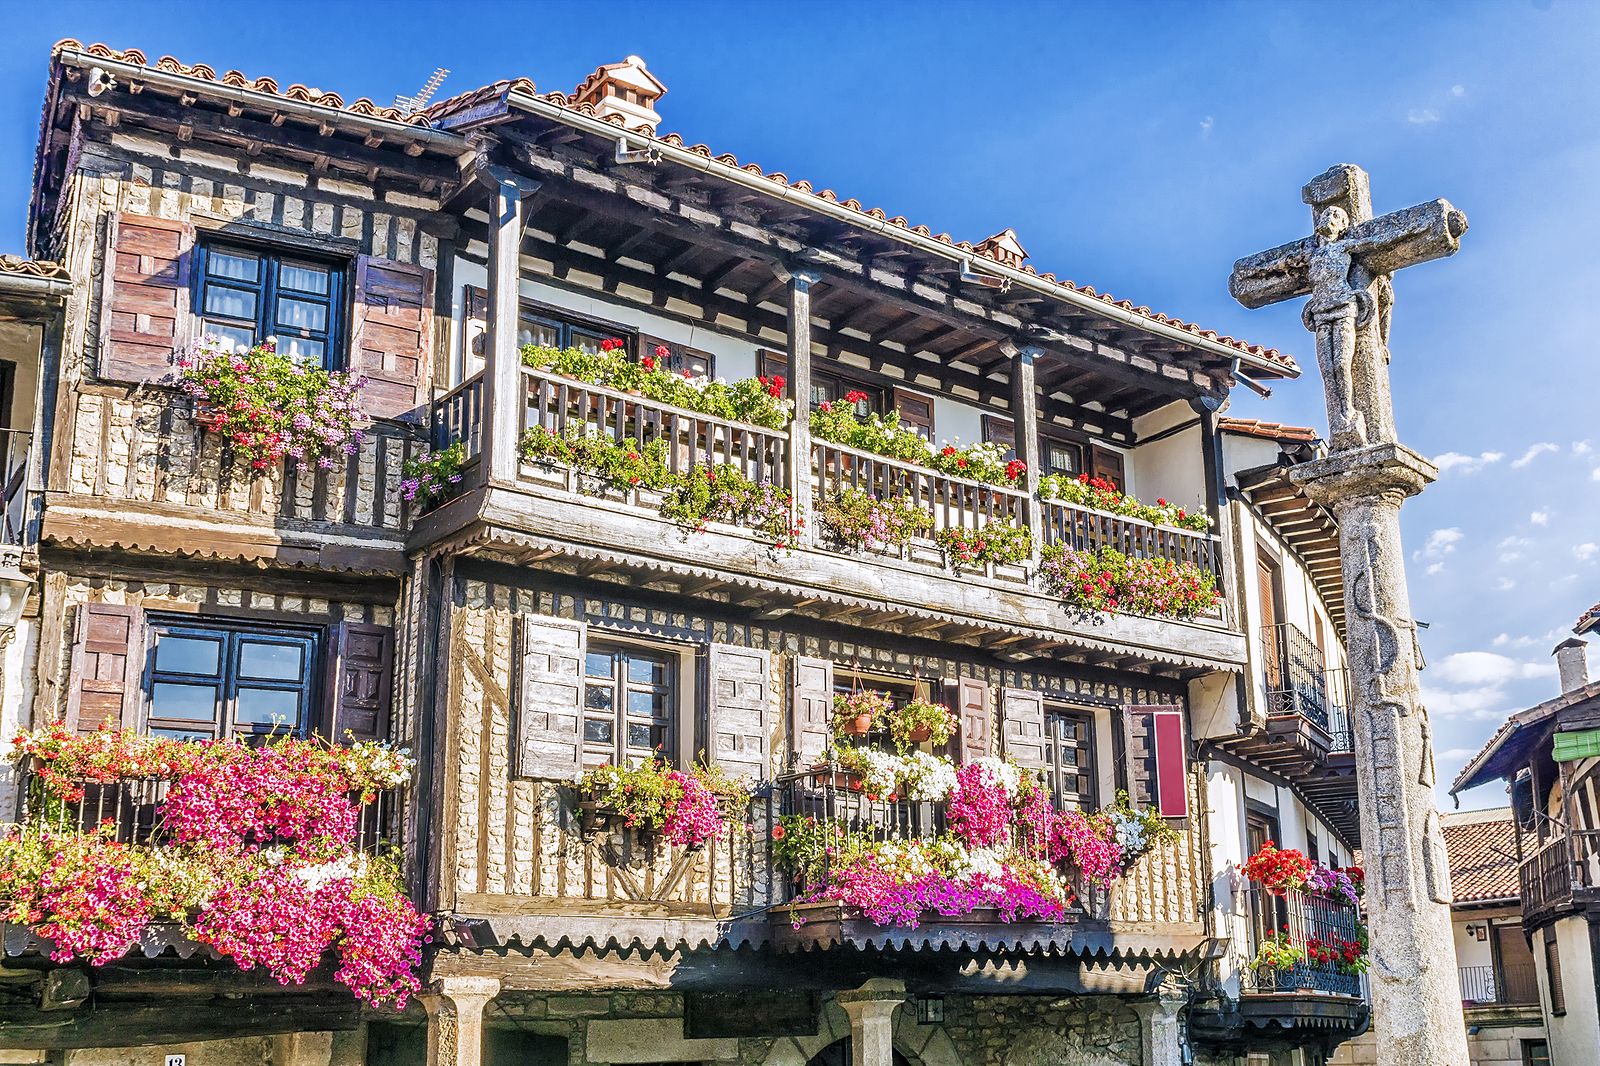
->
[1520,829,1600,919]
[1242,884,1365,998]
[1041,496,1221,579]
[432,372,484,460]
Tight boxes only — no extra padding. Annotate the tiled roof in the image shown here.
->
[51,40,435,126]
[1452,678,1600,794]
[1441,809,1519,905]
[0,255,68,280]
[1577,599,1600,636]
[1217,417,1320,443]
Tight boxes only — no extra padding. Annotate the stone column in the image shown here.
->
[836,978,906,1066]
[785,268,822,543]
[420,974,502,1066]
[1131,981,1188,1066]
[1291,442,1468,1066]
[478,167,541,488]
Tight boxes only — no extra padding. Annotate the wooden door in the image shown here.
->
[1257,555,1284,691]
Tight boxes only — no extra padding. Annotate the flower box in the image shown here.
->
[807,766,864,791]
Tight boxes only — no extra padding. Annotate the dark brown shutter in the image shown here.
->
[513,615,586,781]
[65,604,145,734]
[1126,703,1187,817]
[790,656,833,765]
[462,284,489,379]
[99,213,194,384]
[892,387,935,438]
[706,644,773,780]
[949,676,992,763]
[1090,444,1126,492]
[1000,688,1047,770]
[351,256,434,423]
[323,622,394,743]
[640,335,714,378]
[983,415,1016,459]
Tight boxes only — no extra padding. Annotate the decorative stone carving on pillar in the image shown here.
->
[420,974,501,1066]
[784,267,822,542]
[836,978,906,1066]
[1230,164,1470,1066]
[1131,979,1188,1066]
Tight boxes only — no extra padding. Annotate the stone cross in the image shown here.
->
[1230,164,1470,1066]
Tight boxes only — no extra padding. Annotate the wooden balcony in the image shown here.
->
[1520,829,1600,925]
[422,367,1244,673]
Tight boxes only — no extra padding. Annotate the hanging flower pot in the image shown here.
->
[831,690,891,737]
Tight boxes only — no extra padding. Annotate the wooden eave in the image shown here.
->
[1209,726,1361,842]
[1236,461,1345,635]
[412,484,1246,678]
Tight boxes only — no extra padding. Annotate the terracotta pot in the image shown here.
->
[837,713,876,736]
[906,725,934,744]
[809,767,864,791]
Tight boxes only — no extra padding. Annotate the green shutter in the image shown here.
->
[1553,729,1600,762]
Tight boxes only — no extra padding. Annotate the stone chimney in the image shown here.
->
[1554,637,1590,694]
[975,228,1028,270]
[571,56,666,134]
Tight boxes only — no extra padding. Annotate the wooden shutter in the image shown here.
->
[790,656,833,765]
[1000,688,1047,770]
[948,676,992,763]
[323,622,394,743]
[99,213,194,384]
[513,615,586,781]
[461,284,488,380]
[65,604,145,734]
[892,387,935,438]
[640,334,713,378]
[706,644,773,780]
[983,415,1016,459]
[351,256,434,423]
[1126,704,1188,817]
[1090,443,1125,491]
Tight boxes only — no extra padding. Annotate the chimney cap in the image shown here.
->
[1554,637,1588,653]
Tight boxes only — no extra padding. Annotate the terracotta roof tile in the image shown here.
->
[1577,599,1600,636]
[1217,417,1320,443]
[1440,809,1520,904]
[0,255,69,280]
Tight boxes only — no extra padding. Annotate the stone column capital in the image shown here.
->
[1289,440,1436,507]
[837,980,906,1066]
[423,974,502,1006]
[420,974,501,1066]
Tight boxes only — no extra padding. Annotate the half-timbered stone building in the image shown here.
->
[0,40,1371,1066]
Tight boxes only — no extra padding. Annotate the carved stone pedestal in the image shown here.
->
[1291,442,1468,1066]
[1131,982,1188,1066]
[420,974,502,1066]
[836,978,907,1066]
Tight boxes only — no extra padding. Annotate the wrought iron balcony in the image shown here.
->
[1241,884,1365,999]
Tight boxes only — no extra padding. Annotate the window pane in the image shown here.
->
[203,321,256,352]
[626,656,667,685]
[519,319,560,349]
[570,329,608,354]
[279,337,325,364]
[235,687,301,729]
[585,684,614,712]
[278,262,331,295]
[276,297,329,333]
[585,652,616,679]
[584,719,613,743]
[239,641,304,681]
[151,725,215,741]
[627,690,667,717]
[151,681,219,722]
[204,286,258,321]
[627,723,656,749]
[208,251,260,282]
[154,634,222,676]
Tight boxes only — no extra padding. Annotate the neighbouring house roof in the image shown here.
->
[1441,808,1520,905]
[1217,417,1321,444]
[0,255,68,280]
[1577,599,1600,636]
[1451,678,1600,794]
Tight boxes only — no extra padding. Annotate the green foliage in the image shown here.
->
[1038,545,1220,619]
[935,520,1035,568]
[816,488,933,551]
[886,698,957,753]
[810,403,934,465]
[831,690,893,734]
[1038,472,1212,532]
[521,343,792,429]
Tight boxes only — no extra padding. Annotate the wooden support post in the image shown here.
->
[786,268,822,542]
[1010,343,1044,561]
[478,170,541,488]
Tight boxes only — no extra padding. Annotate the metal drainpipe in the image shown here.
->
[503,90,1296,381]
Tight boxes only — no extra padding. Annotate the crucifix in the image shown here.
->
[1230,164,1470,1066]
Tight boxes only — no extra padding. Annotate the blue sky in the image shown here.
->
[2,1,1595,809]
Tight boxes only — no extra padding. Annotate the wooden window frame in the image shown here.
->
[831,670,920,754]
[142,615,321,741]
[195,239,345,370]
[1543,927,1566,1015]
[582,639,678,768]
[1521,1040,1551,1066]
[1043,705,1098,811]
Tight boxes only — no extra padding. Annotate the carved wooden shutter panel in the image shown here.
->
[1090,444,1126,492]
[65,603,145,734]
[351,256,434,423]
[706,644,773,780]
[323,622,394,743]
[949,676,992,763]
[1126,703,1187,817]
[1000,688,1047,770]
[514,615,586,781]
[790,656,833,765]
[99,213,194,384]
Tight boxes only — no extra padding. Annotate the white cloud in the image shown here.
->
[1575,543,1599,562]
[1408,107,1441,125]
[1531,510,1551,526]
[1592,467,1600,482]
[1430,651,1556,687]
[1426,561,1446,576]
[1200,115,1214,136]
[1573,440,1592,456]
[1434,451,1503,475]
[1451,84,1466,97]
[1494,577,1516,591]
[1492,633,1511,647]
[1498,535,1531,563]
[1422,528,1464,558]
[1511,442,1559,468]
[1420,683,1514,720]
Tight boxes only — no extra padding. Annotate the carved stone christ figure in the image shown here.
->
[1302,204,1374,449]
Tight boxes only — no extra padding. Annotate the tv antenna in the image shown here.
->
[394,68,450,114]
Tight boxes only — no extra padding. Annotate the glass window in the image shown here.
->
[582,642,676,768]
[197,242,344,369]
[144,620,318,740]
[1044,708,1097,810]
[520,310,614,355]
